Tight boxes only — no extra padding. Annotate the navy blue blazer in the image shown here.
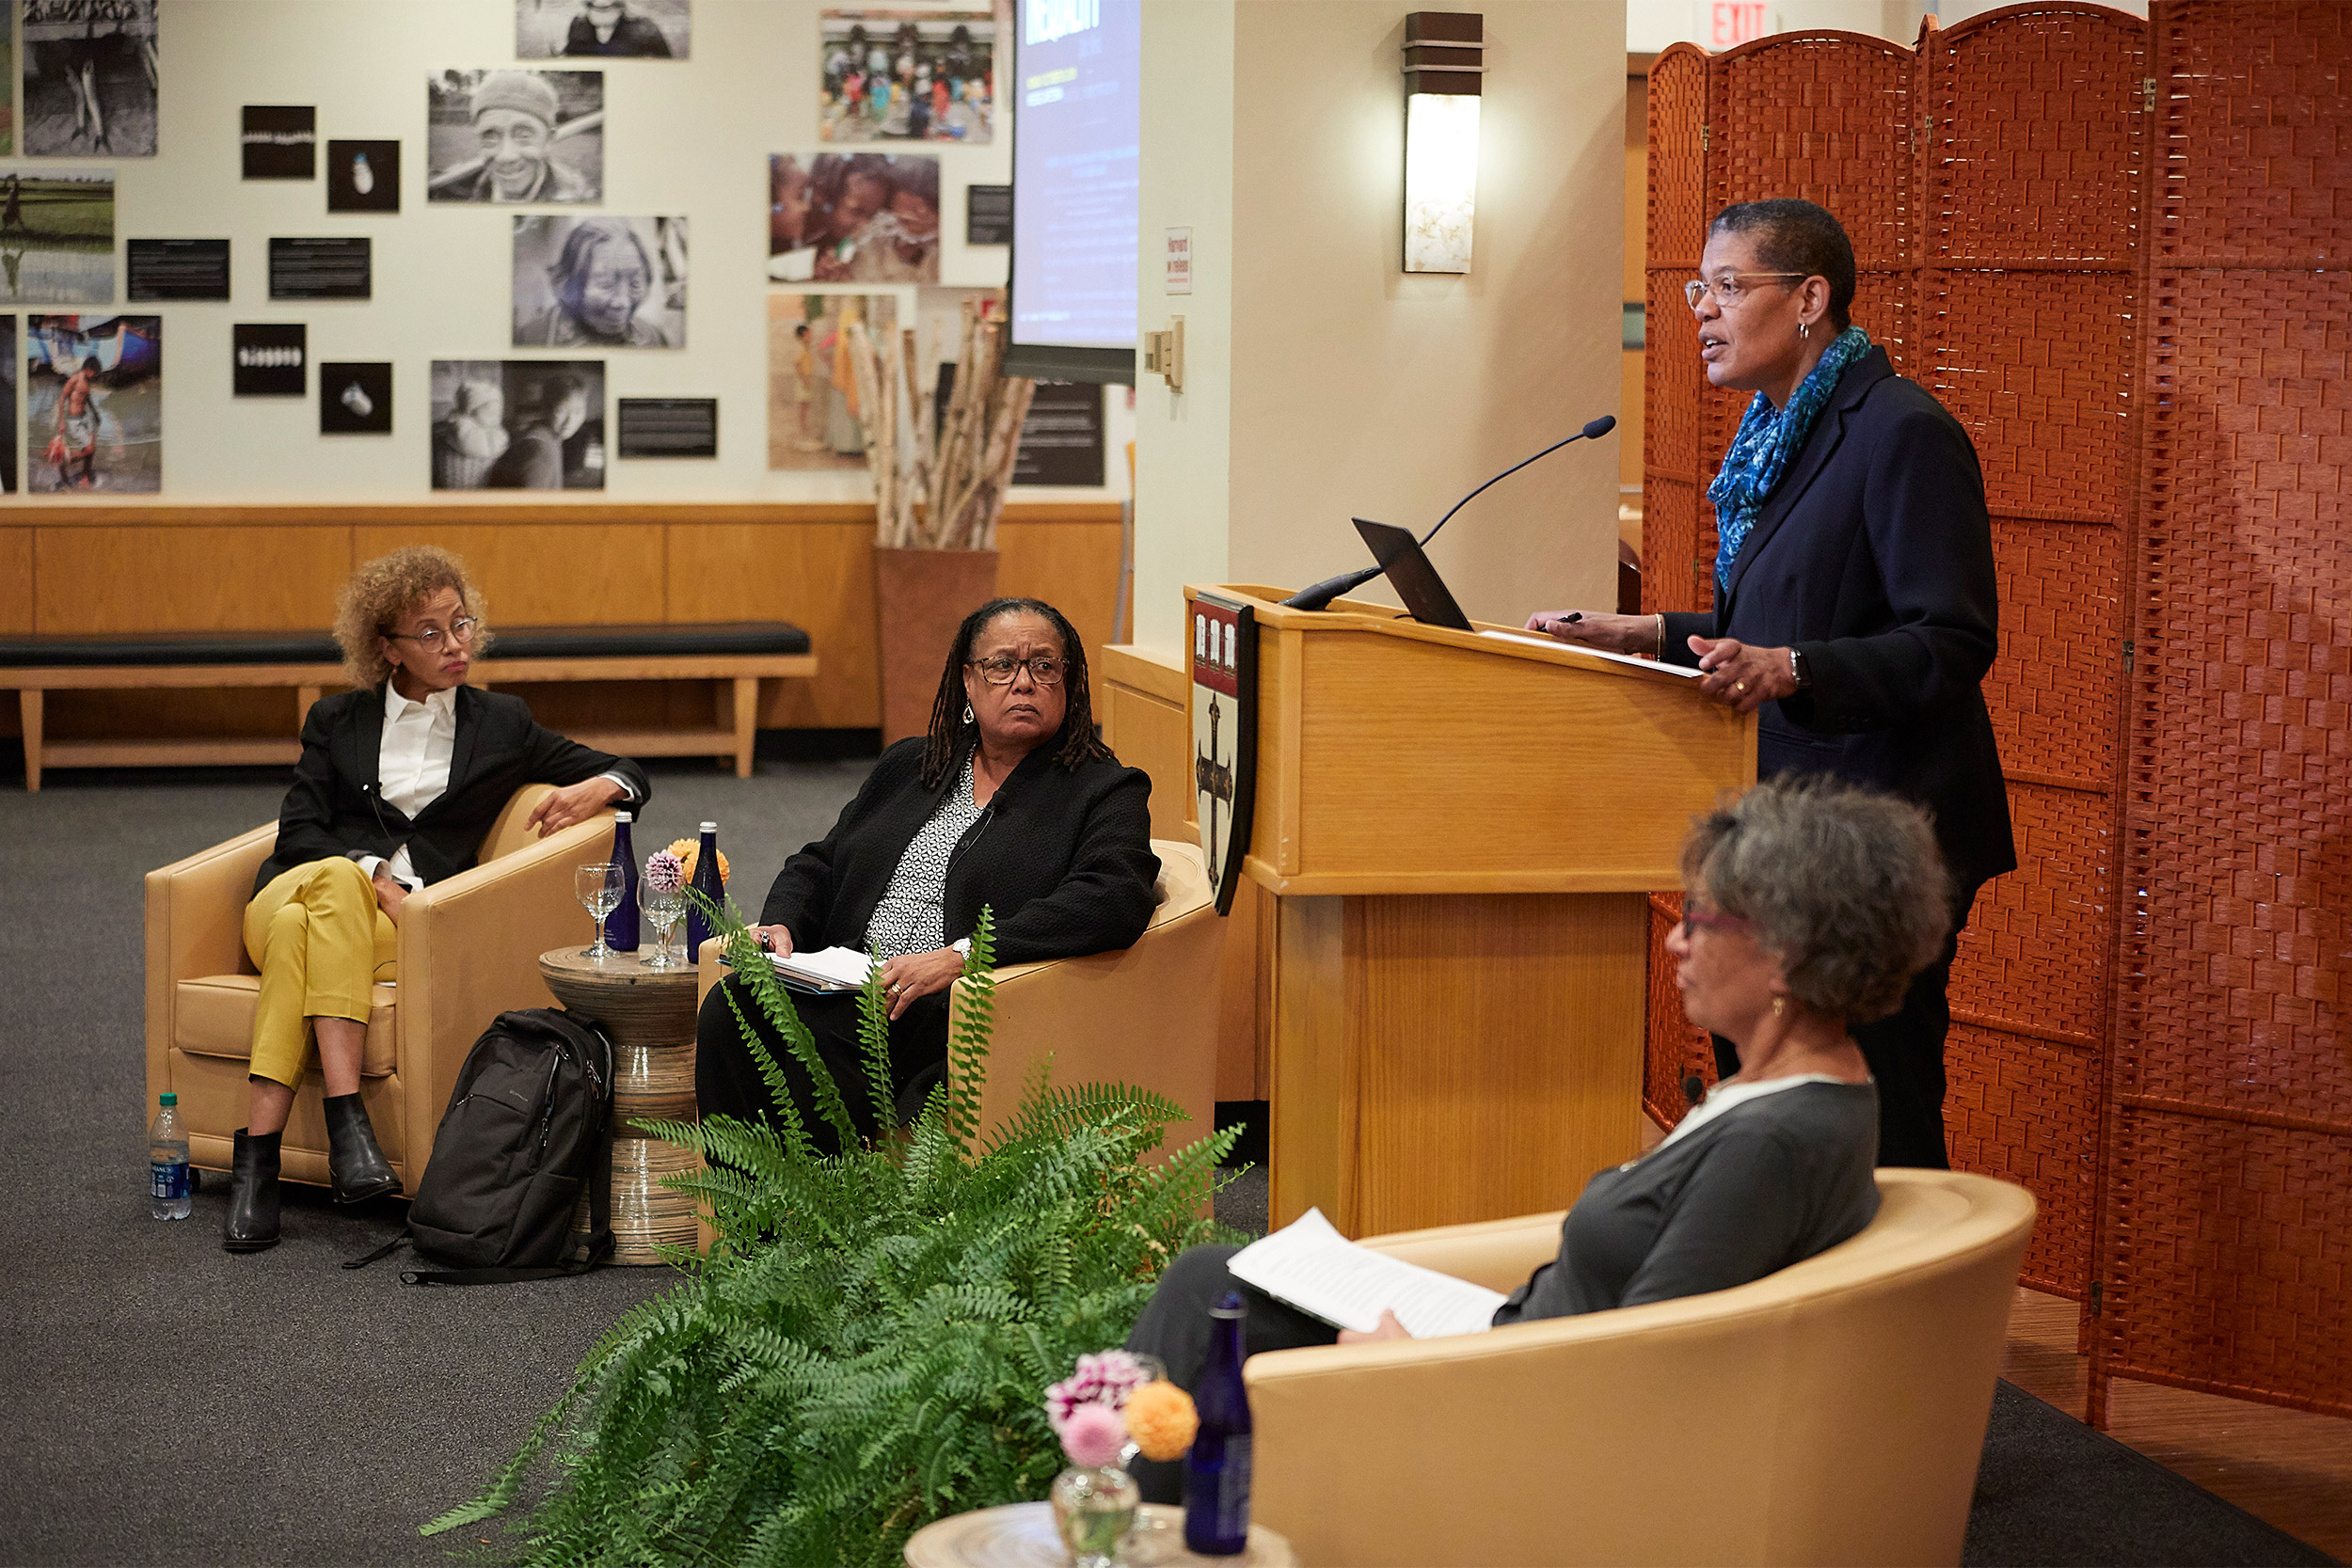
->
[254,685,651,896]
[1661,346,2016,904]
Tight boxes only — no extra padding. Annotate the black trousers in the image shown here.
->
[1121,1244,1339,1504]
[1710,914,1965,1170]
[694,973,950,1158]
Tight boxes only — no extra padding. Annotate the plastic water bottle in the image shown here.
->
[1184,1291,1254,1554]
[149,1092,191,1221]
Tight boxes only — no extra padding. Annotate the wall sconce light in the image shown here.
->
[1403,11,1483,275]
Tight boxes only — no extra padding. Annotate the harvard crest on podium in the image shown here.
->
[1189,592,1258,916]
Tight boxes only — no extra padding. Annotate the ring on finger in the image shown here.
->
[1734,680,1747,692]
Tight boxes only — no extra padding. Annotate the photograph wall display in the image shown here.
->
[818,10,992,144]
[426,70,602,205]
[0,169,115,304]
[20,0,157,157]
[241,106,314,180]
[767,292,893,470]
[514,215,684,348]
[232,322,306,397]
[320,361,392,435]
[768,151,939,284]
[431,358,605,490]
[0,317,14,493]
[326,140,400,213]
[517,0,689,59]
[1,28,14,155]
[26,312,159,493]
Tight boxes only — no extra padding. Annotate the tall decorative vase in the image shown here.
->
[873,545,1000,745]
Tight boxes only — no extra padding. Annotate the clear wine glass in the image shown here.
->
[576,863,623,958]
[642,882,687,971]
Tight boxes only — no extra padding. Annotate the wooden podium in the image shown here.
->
[1187,585,1756,1238]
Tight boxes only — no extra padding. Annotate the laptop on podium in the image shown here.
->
[1350,518,1473,631]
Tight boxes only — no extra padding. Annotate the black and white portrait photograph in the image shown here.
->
[514,215,684,348]
[319,361,392,435]
[26,312,159,493]
[431,358,605,490]
[0,317,15,493]
[767,151,939,284]
[517,0,688,58]
[0,168,116,304]
[326,140,400,213]
[819,10,992,145]
[425,70,602,205]
[21,0,157,157]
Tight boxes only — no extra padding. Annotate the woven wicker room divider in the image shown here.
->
[1642,1,2348,1422]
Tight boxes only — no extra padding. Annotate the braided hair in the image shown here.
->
[919,597,1115,788]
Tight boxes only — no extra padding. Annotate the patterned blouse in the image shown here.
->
[865,753,984,958]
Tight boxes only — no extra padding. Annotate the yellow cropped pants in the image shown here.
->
[241,857,398,1090]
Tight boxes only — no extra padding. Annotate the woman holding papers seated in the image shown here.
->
[695,597,1159,1154]
[1122,778,1948,1502]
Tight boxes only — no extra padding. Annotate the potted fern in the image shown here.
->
[853,294,1038,743]
[426,905,1236,1565]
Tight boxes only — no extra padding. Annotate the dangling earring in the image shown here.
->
[963,701,975,724]
[1772,996,1787,1019]
[1798,320,1810,341]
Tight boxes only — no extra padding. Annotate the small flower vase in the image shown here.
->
[1049,1463,1140,1567]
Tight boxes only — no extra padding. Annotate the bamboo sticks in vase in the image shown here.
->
[858,294,1036,552]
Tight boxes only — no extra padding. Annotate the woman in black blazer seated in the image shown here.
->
[225,546,650,1252]
[1531,198,2013,1170]
[697,597,1159,1153]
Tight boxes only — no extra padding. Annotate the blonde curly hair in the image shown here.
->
[332,546,495,689]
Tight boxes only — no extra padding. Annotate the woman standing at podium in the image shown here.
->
[1529,198,2011,1170]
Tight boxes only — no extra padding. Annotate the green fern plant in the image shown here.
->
[425,900,1240,1565]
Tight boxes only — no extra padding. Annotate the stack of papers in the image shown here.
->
[767,945,872,993]
[1225,1207,1505,1339]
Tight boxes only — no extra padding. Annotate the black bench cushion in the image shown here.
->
[0,621,810,669]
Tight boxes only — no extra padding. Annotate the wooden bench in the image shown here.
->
[1,621,816,791]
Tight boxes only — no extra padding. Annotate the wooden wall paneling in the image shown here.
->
[34,525,352,633]
[0,530,29,739]
[665,521,878,729]
[351,523,663,626]
[996,520,1124,683]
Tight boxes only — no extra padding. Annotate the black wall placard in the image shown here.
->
[326,140,400,214]
[232,323,307,397]
[128,239,231,302]
[243,106,317,180]
[966,183,1012,245]
[1011,379,1105,487]
[270,237,371,300]
[617,398,719,459]
[320,362,393,435]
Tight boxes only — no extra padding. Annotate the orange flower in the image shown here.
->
[1122,1380,1198,1463]
[666,839,730,885]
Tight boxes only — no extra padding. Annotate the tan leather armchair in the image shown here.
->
[1247,1169,2036,1568]
[693,838,1223,1148]
[144,784,616,1191]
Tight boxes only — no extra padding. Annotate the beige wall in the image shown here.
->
[1131,0,1628,654]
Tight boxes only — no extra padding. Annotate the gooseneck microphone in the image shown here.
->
[1280,414,1618,611]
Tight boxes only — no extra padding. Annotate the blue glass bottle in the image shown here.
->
[685,820,723,954]
[1184,1291,1253,1555]
[603,810,640,952]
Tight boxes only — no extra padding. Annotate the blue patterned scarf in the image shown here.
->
[1708,325,1873,594]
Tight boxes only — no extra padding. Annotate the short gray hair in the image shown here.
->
[1681,778,1951,1024]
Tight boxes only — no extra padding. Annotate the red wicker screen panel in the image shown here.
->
[1646,45,1711,272]
[1714,33,1918,270]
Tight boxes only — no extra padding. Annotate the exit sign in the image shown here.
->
[1710,2,1769,45]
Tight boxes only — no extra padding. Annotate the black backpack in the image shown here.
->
[347,1007,615,1285]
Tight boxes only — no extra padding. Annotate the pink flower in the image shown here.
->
[1058,1401,1127,1469]
[644,849,685,895]
[1044,1350,1152,1427]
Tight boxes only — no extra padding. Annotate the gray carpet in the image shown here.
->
[0,758,2331,1566]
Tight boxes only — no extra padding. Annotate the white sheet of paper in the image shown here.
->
[1478,627,1702,678]
[769,945,872,990]
[1225,1207,1505,1339]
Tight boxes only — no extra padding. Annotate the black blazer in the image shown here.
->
[1661,347,2016,903]
[253,685,652,896]
[760,737,1160,968]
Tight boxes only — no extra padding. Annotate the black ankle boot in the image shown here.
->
[325,1093,400,1204]
[223,1129,281,1252]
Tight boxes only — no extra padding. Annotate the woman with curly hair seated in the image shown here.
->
[223,546,651,1253]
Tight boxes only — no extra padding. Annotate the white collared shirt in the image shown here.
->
[356,682,634,892]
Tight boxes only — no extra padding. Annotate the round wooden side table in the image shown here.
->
[903,1503,1295,1567]
[537,947,702,1264]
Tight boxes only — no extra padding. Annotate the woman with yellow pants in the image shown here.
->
[227,546,650,1252]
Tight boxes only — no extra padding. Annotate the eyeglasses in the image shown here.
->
[1678,905,1754,939]
[387,616,479,651]
[970,654,1065,686]
[1684,273,1806,310]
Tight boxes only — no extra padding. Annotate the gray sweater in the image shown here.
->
[1493,1080,1881,1324]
